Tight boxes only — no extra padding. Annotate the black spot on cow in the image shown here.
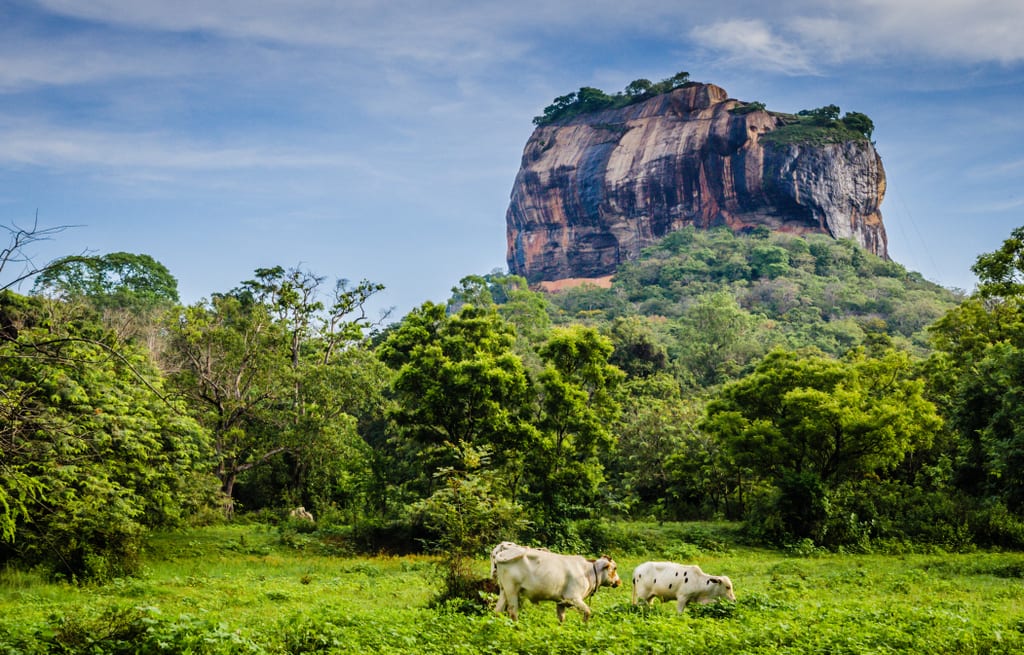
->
[669,583,673,589]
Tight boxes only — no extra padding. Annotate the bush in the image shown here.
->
[826,481,973,551]
[744,472,829,545]
[968,500,1024,549]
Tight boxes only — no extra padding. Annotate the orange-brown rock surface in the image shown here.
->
[506,83,887,283]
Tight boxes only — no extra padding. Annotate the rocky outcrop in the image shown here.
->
[506,83,887,284]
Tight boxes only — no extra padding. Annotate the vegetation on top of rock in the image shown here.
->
[760,104,875,145]
[532,71,692,125]
[533,73,875,147]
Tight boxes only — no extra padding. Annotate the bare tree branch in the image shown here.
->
[1,214,82,293]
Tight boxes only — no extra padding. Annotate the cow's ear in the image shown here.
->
[709,577,721,585]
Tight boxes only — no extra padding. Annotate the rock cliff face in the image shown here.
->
[506,83,888,284]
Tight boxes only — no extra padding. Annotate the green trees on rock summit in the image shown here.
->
[533,71,691,125]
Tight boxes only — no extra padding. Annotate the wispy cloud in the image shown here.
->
[31,0,530,68]
[0,120,368,172]
[690,19,820,75]
[23,0,1024,91]
[859,0,1024,63]
[689,0,1024,74]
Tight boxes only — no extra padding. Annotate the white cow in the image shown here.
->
[631,561,735,612]
[490,541,520,579]
[289,506,314,522]
[492,543,622,622]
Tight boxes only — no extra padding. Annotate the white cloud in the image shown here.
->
[0,120,366,172]
[29,0,1024,71]
[688,0,1024,74]
[31,0,528,67]
[690,19,820,75]
[858,0,1024,63]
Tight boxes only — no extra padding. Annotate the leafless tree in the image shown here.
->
[1,214,78,292]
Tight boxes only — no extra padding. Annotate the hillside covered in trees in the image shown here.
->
[2,221,1023,585]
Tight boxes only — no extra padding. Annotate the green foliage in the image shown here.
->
[972,225,1024,299]
[551,228,958,360]
[701,346,943,545]
[670,291,772,388]
[28,252,181,346]
[0,292,213,581]
[760,105,875,146]
[31,251,180,311]
[729,101,767,115]
[379,301,536,479]
[842,111,875,139]
[527,326,624,535]
[412,444,526,608]
[706,348,941,486]
[604,316,670,378]
[533,71,691,125]
[927,227,1024,518]
[164,266,387,518]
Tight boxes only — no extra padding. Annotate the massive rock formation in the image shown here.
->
[506,83,888,284]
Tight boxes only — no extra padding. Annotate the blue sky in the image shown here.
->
[1,1,1022,319]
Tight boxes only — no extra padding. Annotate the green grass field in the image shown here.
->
[2,523,1023,654]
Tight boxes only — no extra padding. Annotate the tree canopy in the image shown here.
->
[533,71,692,125]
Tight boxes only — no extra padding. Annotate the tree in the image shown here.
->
[526,326,624,533]
[799,104,841,123]
[609,374,724,519]
[31,251,181,349]
[166,266,385,516]
[703,347,941,542]
[972,225,1024,299]
[0,291,211,580]
[166,294,285,514]
[670,292,769,387]
[928,226,1024,514]
[412,443,526,606]
[842,112,874,139]
[705,348,939,486]
[1,216,75,293]
[667,71,691,88]
[32,252,179,311]
[625,78,653,98]
[378,302,537,496]
[605,315,669,378]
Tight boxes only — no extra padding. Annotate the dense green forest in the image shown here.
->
[2,221,1024,588]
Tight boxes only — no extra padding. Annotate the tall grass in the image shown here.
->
[1,523,1022,654]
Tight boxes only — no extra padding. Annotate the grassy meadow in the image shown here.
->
[1,523,1023,654]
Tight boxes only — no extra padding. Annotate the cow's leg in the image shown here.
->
[506,588,520,621]
[556,602,567,623]
[675,597,688,613]
[566,598,591,622]
[494,587,506,615]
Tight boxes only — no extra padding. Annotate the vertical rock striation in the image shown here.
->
[506,83,888,284]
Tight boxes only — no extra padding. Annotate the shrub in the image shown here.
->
[968,500,1024,548]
